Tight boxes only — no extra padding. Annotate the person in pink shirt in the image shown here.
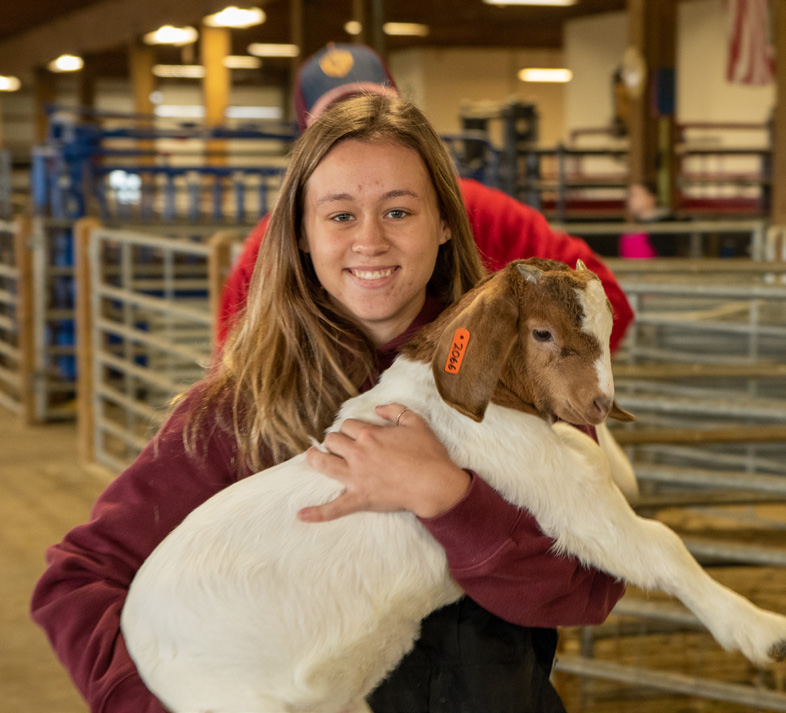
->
[32,68,627,713]
[619,180,674,258]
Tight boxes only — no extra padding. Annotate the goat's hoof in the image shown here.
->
[768,640,786,663]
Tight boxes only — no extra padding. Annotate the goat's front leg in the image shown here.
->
[549,422,786,667]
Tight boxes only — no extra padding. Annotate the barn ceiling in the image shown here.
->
[0,0,628,80]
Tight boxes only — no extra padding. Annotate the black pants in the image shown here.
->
[368,598,567,713]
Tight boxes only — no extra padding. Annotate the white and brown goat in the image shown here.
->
[121,258,786,713]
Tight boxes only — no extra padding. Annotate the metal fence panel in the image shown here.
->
[557,258,786,710]
[84,225,238,472]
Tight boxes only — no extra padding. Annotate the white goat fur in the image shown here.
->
[122,259,786,713]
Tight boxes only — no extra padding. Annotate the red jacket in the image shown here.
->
[32,299,625,713]
[217,178,634,351]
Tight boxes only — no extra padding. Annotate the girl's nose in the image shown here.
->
[352,219,389,255]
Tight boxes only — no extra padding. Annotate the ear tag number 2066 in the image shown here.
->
[444,328,471,374]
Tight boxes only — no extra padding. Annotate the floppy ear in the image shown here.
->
[432,271,520,422]
[609,400,636,422]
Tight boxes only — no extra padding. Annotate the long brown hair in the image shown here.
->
[188,94,487,469]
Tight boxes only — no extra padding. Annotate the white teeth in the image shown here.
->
[351,268,394,281]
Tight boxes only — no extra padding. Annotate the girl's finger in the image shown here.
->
[322,430,359,456]
[305,446,349,480]
[374,403,415,426]
[335,418,372,439]
[298,491,363,523]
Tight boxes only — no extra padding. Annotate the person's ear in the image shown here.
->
[299,232,310,253]
[439,220,451,246]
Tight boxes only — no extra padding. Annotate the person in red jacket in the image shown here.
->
[32,75,626,713]
[217,43,633,353]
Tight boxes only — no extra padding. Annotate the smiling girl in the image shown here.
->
[32,95,624,713]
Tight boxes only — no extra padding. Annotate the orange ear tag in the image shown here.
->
[444,328,471,374]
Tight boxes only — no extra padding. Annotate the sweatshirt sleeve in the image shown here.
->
[420,474,626,628]
[459,178,634,353]
[30,391,244,713]
[215,215,269,349]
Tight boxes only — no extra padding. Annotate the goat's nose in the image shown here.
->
[592,395,612,421]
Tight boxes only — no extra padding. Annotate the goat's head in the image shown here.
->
[425,258,635,426]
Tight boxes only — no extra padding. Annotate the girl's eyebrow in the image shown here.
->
[384,189,419,200]
[316,192,353,206]
[316,188,421,206]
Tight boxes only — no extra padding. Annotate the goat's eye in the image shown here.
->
[532,329,553,342]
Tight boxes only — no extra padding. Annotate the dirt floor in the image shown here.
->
[2,409,103,713]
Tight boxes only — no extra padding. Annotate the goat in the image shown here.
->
[121,258,786,713]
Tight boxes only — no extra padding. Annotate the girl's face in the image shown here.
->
[301,139,451,345]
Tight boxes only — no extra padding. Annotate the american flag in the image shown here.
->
[725,0,776,85]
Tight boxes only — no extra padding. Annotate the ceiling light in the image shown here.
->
[47,55,84,73]
[223,55,262,69]
[153,64,205,78]
[382,22,430,36]
[0,75,21,91]
[154,104,283,119]
[247,43,300,58]
[344,21,429,37]
[204,6,266,28]
[518,68,573,82]
[227,106,283,119]
[484,0,577,6]
[153,58,260,77]
[144,25,199,46]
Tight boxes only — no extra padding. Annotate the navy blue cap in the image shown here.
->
[295,43,398,131]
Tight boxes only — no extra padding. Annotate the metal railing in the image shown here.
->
[0,218,32,420]
[78,223,241,472]
[551,218,769,260]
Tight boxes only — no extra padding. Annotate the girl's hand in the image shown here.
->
[300,403,470,523]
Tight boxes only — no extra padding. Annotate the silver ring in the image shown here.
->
[395,407,409,426]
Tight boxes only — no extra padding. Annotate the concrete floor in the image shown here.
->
[1,408,102,713]
[2,405,785,713]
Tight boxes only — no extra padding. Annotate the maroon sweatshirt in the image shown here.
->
[32,299,625,713]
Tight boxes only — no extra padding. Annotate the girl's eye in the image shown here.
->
[386,209,408,219]
[331,213,353,222]
[532,329,553,342]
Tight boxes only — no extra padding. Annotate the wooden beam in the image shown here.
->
[613,425,786,446]
[201,24,230,128]
[369,0,386,60]
[626,0,677,209]
[613,362,786,381]
[772,0,786,224]
[13,217,35,425]
[75,217,101,463]
[128,41,155,117]
[352,0,369,46]
[286,0,303,124]
[33,67,57,143]
[207,230,243,332]
[201,24,229,165]
[77,55,98,110]
[128,41,156,194]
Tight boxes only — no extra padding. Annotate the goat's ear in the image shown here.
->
[517,262,543,283]
[433,273,520,422]
[609,400,636,422]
